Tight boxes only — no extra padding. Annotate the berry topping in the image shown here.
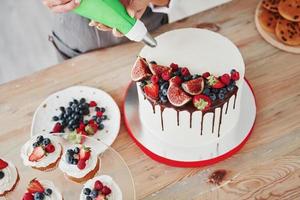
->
[52,122,62,133]
[94,180,103,191]
[144,83,159,101]
[170,63,179,71]
[220,73,231,85]
[79,146,91,161]
[27,179,45,193]
[45,188,52,196]
[169,76,182,86]
[161,70,171,81]
[77,159,86,170]
[90,189,99,198]
[0,159,8,170]
[181,77,204,95]
[167,83,191,107]
[101,186,112,196]
[207,76,225,89]
[231,70,240,81]
[22,192,34,200]
[34,192,44,200]
[131,57,151,81]
[89,101,97,107]
[151,75,159,84]
[83,188,91,195]
[29,146,45,162]
[149,63,170,76]
[181,67,190,76]
[202,72,210,79]
[45,144,55,153]
[193,95,212,111]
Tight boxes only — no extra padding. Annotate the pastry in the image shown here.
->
[262,0,281,12]
[0,158,19,197]
[278,0,300,22]
[259,7,282,33]
[275,18,300,45]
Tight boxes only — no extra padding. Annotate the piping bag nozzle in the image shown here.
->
[142,33,157,48]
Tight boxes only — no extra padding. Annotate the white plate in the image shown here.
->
[31,86,120,147]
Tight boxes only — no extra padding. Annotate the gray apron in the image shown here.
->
[50,7,168,60]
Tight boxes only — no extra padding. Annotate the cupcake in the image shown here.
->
[59,145,99,183]
[22,178,63,200]
[80,175,122,200]
[21,135,62,171]
[0,158,19,197]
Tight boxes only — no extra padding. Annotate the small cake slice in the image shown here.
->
[80,175,122,200]
[59,145,99,183]
[22,178,63,200]
[0,158,19,197]
[21,135,62,171]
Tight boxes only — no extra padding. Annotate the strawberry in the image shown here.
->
[94,180,103,191]
[161,71,171,81]
[45,144,55,153]
[89,101,97,107]
[143,83,159,101]
[181,67,190,76]
[202,72,210,79]
[220,73,231,85]
[151,75,159,84]
[79,122,85,131]
[193,95,212,112]
[79,146,91,161]
[96,111,103,117]
[207,76,225,89]
[52,122,62,133]
[27,179,44,193]
[0,159,8,170]
[169,76,182,86]
[77,159,86,170]
[95,195,106,200]
[231,70,240,81]
[22,192,34,200]
[29,146,45,162]
[170,63,178,71]
[102,186,112,196]
[90,123,98,133]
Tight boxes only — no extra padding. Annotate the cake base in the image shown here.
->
[123,78,256,167]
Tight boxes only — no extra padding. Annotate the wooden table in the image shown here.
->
[1,0,300,199]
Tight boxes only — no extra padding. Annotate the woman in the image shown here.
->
[43,0,172,60]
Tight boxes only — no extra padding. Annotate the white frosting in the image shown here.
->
[21,135,62,168]
[80,175,122,200]
[0,161,18,195]
[39,180,63,200]
[59,145,98,179]
[138,28,245,147]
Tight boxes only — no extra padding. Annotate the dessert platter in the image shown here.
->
[123,28,257,167]
[255,0,300,53]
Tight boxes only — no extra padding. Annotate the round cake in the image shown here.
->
[131,28,245,148]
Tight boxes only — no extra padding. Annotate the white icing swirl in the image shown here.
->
[39,180,63,200]
[59,145,98,179]
[21,135,62,168]
[0,161,18,195]
[80,175,122,200]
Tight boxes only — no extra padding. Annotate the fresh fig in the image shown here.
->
[181,77,204,95]
[131,57,151,81]
[149,63,170,76]
[167,83,191,107]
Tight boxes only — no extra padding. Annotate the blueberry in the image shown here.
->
[74,147,80,154]
[229,80,236,86]
[37,136,44,143]
[66,155,73,164]
[67,149,74,155]
[231,69,236,74]
[44,188,52,196]
[67,107,72,114]
[59,106,65,113]
[95,107,100,112]
[150,61,157,64]
[158,79,164,85]
[69,127,74,131]
[218,93,225,100]
[83,109,89,115]
[86,196,92,200]
[92,116,97,121]
[34,192,44,200]
[211,88,219,94]
[160,96,168,103]
[52,116,59,121]
[100,107,106,112]
[43,138,50,146]
[220,88,227,94]
[192,74,201,79]
[32,142,39,148]
[162,89,168,96]
[203,88,210,95]
[69,101,73,107]
[73,99,79,104]
[80,98,86,104]
[227,85,235,91]
[173,70,181,76]
[0,171,4,179]
[72,158,78,165]
[183,75,192,81]
[160,82,169,90]
[96,117,102,125]
[99,124,104,130]
[140,80,147,88]
[90,190,98,198]
[83,188,91,195]
[209,93,217,101]
[84,120,89,125]
[101,115,107,120]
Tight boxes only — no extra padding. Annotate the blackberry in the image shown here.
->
[83,188,91,195]
[45,188,52,196]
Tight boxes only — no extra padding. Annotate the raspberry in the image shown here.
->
[170,63,179,71]
[172,76,182,85]
[231,71,240,81]
[79,122,85,131]
[151,75,159,84]
[52,122,62,133]
[23,192,34,200]
[96,111,103,117]
[181,67,190,76]
[77,159,86,170]
[89,101,97,107]
[202,72,210,79]
[101,186,112,195]
[220,74,230,85]
[90,123,98,133]
[45,144,55,153]
[161,71,171,81]
[94,180,103,191]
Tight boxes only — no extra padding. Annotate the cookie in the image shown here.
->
[262,0,281,12]
[275,18,300,45]
[259,7,282,33]
[278,0,300,22]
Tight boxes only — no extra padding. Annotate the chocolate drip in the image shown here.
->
[218,105,224,137]
[225,101,229,114]
[233,94,237,109]
[212,110,215,133]
[200,113,204,135]
[176,111,180,126]
[189,112,193,128]
[160,106,165,131]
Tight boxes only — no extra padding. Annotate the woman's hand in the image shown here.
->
[42,0,81,13]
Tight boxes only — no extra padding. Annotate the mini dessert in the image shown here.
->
[275,18,300,45]
[0,158,19,197]
[51,98,108,137]
[21,135,62,171]
[59,145,99,183]
[259,8,282,33]
[80,175,122,200]
[262,0,280,12]
[22,178,63,200]
[278,0,300,22]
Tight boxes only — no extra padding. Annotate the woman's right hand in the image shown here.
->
[43,0,81,13]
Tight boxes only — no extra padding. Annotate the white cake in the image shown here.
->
[132,28,245,148]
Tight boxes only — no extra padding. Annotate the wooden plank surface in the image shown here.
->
[1,0,300,199]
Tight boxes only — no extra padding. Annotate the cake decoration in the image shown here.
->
[0,158,19,197]
[131,57,240,136]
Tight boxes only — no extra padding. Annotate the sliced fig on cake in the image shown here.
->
[144,83,159,101]
[167,78,191,107]
[131,57,151,81]
[149,62,170,76]
[181,77,205,95]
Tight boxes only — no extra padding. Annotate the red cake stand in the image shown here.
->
[123,78,256,168]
